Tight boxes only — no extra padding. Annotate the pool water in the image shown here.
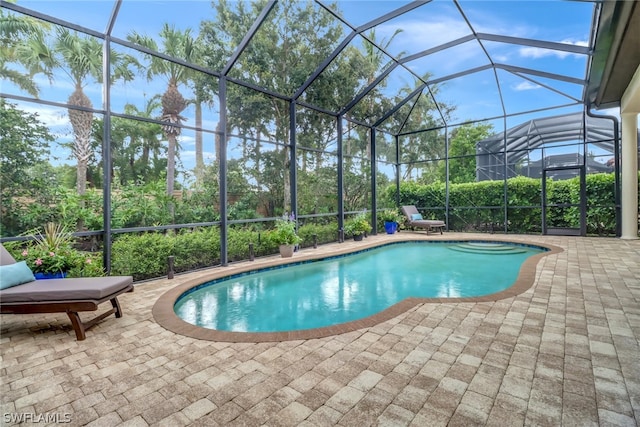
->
[174,241,545,333]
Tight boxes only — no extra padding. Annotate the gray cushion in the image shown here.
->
[0,276,133,303]
[412,219,446,226]
[0,244,17,266]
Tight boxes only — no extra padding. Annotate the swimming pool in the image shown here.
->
[162,240,558,341]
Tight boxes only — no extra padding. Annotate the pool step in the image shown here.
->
[448,242,527,255]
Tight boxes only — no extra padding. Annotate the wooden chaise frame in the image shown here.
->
[0,285,133,340]
[401,205,447,235]
[0,244,133,340]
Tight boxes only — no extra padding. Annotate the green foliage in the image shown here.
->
[67,252,104,277]
[297,221,338,247]
[437,123,493,183]
[227,228,260,261]
[108,220,341,280]
[583,173,617,235]
[111,180,174,228]
[343,212,372,237]
[271,218,302,245]
[14,245,76,275]
[378,209,403,227]
[111,233,176,280]
[0,100,55,236]
[5,222,103,277]
[388,172,636,235]
[0,99,53,195]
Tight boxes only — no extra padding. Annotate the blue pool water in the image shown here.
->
[174,241,545,333]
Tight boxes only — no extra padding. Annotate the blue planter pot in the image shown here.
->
[384,221,398,234]
[34,271,67,280]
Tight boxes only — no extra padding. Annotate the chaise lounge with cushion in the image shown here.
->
[0,244,133,340]
[401,205,446,235]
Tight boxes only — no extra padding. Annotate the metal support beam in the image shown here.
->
[102,34,113,274]
[219,77,229,265]
[370,128,377,234]
[586,108,621,237]
[477,33,591,55]
[222,0,277,76]
[337,116,344,233]
[289,101,298,217]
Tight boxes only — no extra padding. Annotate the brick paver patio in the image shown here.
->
[1,233,639,426]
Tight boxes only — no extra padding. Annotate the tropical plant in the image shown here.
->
[9,223,75,274]
[46,28,137,196]
[272,214,302,246]
[17,245,76,275]
[128,23,198,196]
[0,7,51,97]
[379,208,402,223]
[343,212,372,236]
[6,22,139,198]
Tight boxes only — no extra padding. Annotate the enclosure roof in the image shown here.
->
[2,0,635,136]
[477,111,640,156]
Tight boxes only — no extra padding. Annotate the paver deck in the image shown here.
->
[1,233,639,426]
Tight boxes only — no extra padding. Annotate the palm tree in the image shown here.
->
[53,28,103,196]
[1,19,137,196]
[0,10,53,97]
[128,23,197,196]
[54,28,138,196]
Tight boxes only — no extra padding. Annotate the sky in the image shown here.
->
[2,0,618,181]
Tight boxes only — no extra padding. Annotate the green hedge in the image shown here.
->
[386,172,639,235]
[111,221,338,281]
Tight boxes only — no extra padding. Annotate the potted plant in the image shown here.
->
[273,214,302,258]
[343,212,372,241]
[379,209,402,234]
[16,223,78,279]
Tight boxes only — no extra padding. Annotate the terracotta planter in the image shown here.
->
[279,244,295,258]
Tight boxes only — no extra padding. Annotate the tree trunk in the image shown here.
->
[166,134,176,196]
[67,86,93,196]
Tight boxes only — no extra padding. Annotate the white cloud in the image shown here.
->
[19,104,71,128]
[513,81,541,91]
[519,40,589,59]
[379,18,472,52]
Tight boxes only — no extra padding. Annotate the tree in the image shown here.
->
[8,24,139,197]
[199,0,358,215]
[91,98,165,187]
[438,122,494,183]
[54,28,104,196]
[0,99,54,236]
[128,23,198,196]
[0,7,51,97]
[0,99,53,194]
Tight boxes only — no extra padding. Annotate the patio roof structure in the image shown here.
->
[0,0,638,255]
[2,1,606,127]
[475,112,640,181]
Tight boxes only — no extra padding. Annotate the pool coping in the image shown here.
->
[152,236,563,342]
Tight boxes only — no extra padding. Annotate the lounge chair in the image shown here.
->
[401,205,446,235]
[0,244,133,340]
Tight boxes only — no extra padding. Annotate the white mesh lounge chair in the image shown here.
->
[401,205,446,235]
